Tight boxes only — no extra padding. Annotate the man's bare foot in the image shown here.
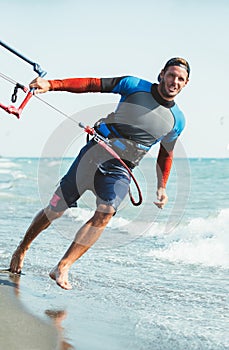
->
[9,247,26,274]
[49,265,72,290]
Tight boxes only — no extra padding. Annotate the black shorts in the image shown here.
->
[49,140,131,212]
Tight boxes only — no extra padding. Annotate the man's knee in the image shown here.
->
[92,204,115,226]
[44,206,65,222]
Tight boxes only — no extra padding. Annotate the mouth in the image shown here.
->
[167,85,178,94]
[168,84,177,91]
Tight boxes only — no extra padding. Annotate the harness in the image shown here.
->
[94,114,151,168]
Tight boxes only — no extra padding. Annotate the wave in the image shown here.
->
[0,181,13,190]
[0,169,13,174]
[11,171,27,180]
[66,207,130,230]
[0,160,18,168]
[0,159,26,181]
[57,205,229,261]
[0,192,14,198]
[147,208,229,268]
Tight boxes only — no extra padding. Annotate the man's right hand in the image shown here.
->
[29,77,51,94]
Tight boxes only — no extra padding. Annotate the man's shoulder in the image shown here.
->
[114,76,152,94]
[121,75,152,86]
[101,76,152,94]
[171,103,186,120]
[170,103,186,135]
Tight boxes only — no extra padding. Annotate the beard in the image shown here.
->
[159,78,179,99]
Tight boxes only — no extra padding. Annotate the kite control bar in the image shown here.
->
[0,40,46,77]
[0,40,47,118]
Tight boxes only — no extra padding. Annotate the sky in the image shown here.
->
[0,0,228,158]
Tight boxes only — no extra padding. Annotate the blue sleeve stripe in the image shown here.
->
[171,104,186,135]
[112,76,152,95]
[163,104,186,143]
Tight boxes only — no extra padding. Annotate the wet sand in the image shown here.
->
[0,272,59,350]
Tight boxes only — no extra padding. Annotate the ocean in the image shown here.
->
[0,157,228,350]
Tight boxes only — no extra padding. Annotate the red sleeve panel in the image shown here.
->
[156,142,174,188]
[48,78,102,93]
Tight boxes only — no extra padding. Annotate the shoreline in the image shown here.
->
[0,273,59,350]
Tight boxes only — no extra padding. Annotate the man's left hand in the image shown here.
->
[154,187,168,209]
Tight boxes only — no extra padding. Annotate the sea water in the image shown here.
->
[0,157,228,350]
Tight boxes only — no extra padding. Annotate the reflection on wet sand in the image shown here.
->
[8,273,75,350]
[0,272,58,350]
[9,272,20,296]
[45,309,75,350]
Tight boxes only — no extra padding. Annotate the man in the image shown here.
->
[9,57,190,290]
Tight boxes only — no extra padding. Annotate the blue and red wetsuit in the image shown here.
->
[48,76,185,211]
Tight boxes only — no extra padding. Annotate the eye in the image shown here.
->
[167,73,175,78]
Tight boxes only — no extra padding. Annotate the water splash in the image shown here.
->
[147,209,229,268]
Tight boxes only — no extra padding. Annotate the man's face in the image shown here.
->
[158,66,189,100]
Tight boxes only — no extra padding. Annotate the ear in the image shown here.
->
[158,69,164,82]
[184,77,189,86]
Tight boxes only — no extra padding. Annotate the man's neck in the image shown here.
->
[151,84,175,108]
[157,84,174,102]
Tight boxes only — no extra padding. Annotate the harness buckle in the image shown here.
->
[94,132,111,146]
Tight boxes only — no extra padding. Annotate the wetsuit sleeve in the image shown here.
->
[101,77,127,92]
[48,76,151,96]
[156,140,176,188]
[163,104,186,142]
[101,76,152,95]
[48,78,102,93]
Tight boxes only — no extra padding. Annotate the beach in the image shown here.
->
[0,272,58,350]
[0,157,228,350]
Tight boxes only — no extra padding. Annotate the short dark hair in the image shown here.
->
[164,57,190,76]
[158,57,190,82]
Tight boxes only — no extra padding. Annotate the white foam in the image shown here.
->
[148,209,229,268]
[11,171,27,180]
[66,207,130,229]
[0,192,14,198]
[47,160,62,167]
[0,161,18,168]
[0,169,26,179]
[0,169,12,174]
[66,207,94,222]
[0,182,13,190]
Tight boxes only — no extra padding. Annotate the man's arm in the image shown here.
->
[29,77,102,94]
[29,76,146,96]
[154,140,176,209]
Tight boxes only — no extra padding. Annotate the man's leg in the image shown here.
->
[9,206,65,274]
[49,204,115,290]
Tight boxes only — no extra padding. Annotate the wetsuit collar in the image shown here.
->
[151,83,175,108]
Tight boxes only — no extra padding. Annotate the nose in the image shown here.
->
[173,76,179,85]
